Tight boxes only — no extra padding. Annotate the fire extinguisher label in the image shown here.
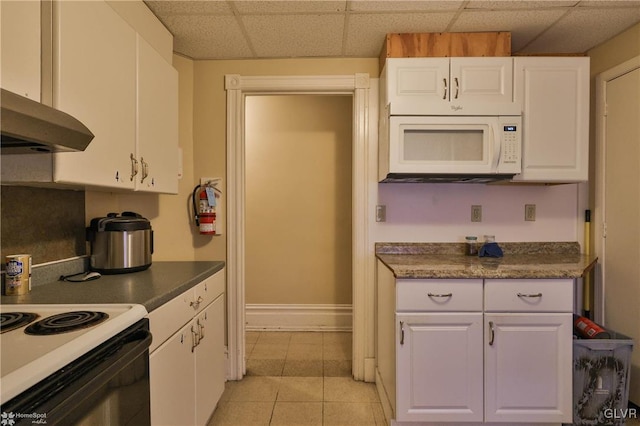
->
[205,187,216,207]
[200,223,215,234]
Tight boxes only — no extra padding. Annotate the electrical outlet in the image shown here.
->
[376,205,386,222]
[525,204,536,221]
[471,205,482,222]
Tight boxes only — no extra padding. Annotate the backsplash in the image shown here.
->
[1,186,86,267]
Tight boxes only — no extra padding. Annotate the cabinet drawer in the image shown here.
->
[149,287,194,353]
[484,279,573,312]
[194,269,225,314]
[396,279,483,312]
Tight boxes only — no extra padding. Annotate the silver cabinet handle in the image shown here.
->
[428,292,452,298]
[140,157,149,183]
[443,78,448,100]
[400,321,405,345]
[454,77,459,99]
[198,318,205,341]
[489,321,495,346]
[517,292,542,298]
[130,153,138,181]
[190,296,204,310]
[191,325,199,352]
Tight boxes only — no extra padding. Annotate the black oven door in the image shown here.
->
[1,319,152,426]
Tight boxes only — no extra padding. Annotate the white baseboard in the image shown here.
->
[245,304,352,332]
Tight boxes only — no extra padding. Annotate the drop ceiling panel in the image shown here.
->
[233,1,346,14]
[167,14,253,59]
[145,1,232,16]
[450,9,567,51]
[345,12,455,57]
[521,6,640,53]
[348,1,463,12]
[143,0,640,59]
[243,14,345,57]
[465,1,578,10]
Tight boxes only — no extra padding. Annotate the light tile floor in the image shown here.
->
[208,331,386,426]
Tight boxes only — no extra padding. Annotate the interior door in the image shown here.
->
[602,64,640,405]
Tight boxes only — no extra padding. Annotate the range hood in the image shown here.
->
[380,173,516,183]
[1,89,94,154]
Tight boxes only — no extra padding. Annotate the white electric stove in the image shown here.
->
[0,303,148,405]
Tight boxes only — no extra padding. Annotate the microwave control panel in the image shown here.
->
[499,123,522,173]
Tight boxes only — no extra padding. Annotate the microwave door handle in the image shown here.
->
[491,124,501,171]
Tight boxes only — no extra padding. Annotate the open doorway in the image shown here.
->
[225,74,375,382]
[244,94,353,376]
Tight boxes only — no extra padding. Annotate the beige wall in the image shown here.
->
[587,22,640,216]
[191,58,379,263]
[245,95,353,305]
[589,22,640,76]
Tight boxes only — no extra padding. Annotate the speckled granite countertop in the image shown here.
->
[0,261,225,313]
[376,242,597,279]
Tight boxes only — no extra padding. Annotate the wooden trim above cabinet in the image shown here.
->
[379,32,512,70]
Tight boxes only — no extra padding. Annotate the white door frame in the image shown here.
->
[225,73,375,381]
[594,55,640,324]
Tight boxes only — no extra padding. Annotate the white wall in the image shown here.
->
[375,182,582,244]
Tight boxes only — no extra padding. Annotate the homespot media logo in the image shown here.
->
[1,412,48,425]
[604,407,638,420]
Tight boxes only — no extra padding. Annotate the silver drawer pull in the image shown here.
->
[428,292,453,298]
[517,292,542,298]
[489,321,495,346]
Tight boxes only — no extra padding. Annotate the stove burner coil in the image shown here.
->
[1,312,40,334]
[25,311,109,335]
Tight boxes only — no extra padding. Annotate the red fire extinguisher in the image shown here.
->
[192,184,218,235]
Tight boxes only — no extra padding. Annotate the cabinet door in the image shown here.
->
[450,57,513,105]
[484,313,572,423]
[195,294,225,425]
[135,34,179,194]
[52,0,136,189]
[150,321,196,426]
[386,58,449,115]
[0,0,40,101]
[396,312,483,422]
[513,57,589,182]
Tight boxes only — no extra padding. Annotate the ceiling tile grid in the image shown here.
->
[143,0,640,60]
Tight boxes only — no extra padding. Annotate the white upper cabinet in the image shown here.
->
[1,0,179,193]
[136,34,179,193]
[52,0,137,190]
[513,57,590,182]
[0,0,41,101]
[384,57,514,116]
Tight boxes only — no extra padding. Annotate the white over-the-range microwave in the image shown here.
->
[379,109,523,183]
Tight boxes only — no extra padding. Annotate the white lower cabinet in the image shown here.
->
[149,269,226,426]
[396,312,484,422]
[484,279,573,424]
[377,262,574,425]
[484,313,572,423]
[150,320,196,425]
[195,294,226,425]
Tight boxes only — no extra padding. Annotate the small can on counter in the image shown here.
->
[4,254,32,295]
